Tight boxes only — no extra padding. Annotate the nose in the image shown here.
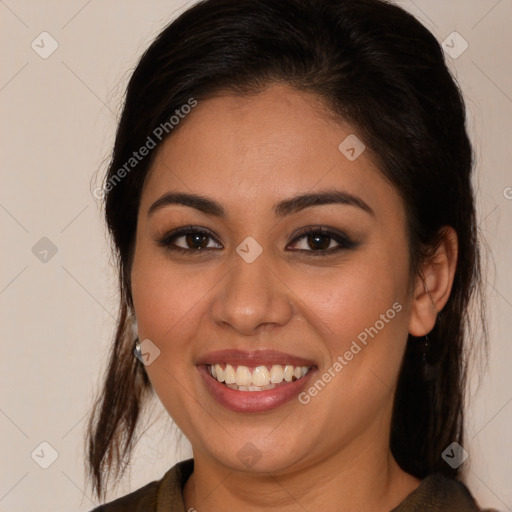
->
[209,250,295,336]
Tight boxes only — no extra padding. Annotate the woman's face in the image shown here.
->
[131,84,415,474]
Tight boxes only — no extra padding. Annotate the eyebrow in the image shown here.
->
[147,189,374,218]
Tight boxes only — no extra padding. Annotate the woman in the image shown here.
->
[86,0,493,510]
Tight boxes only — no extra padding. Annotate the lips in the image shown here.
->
[195,349,316,367]
[196,349,317,412]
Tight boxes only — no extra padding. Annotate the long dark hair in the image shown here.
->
[86,0,485,500]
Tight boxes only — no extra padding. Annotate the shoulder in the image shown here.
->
[91,480,162,512]
[89,479,160,512]
[88,458,194,512]
[392,473,499,512]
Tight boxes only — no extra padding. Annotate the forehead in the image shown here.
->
[140,84,402,222]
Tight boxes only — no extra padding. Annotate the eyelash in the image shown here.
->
[156,225,356,256]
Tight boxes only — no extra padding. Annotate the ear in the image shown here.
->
[408,226,458,337]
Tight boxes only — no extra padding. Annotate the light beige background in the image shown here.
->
[0,1,511,510]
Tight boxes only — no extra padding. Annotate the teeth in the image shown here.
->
[227,383,276,391]
[283,365,294,382]
[224,364,236,384]
[235,365,252,386]
[209,363,311,390]
[214,364,225,382]
[270,365,284,383]
[252,366,270,386]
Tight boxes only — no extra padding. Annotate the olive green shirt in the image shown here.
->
[90,458,494,511]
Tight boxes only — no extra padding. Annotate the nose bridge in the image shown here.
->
[210,244,293,334]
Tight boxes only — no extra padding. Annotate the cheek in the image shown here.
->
[300,250,408,338]
[295,245,410,387]
[130,249,210,357]
[130,250,211,427]
[289,257,410,444]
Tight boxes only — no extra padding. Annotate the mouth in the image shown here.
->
[196,350,317,412]
[207,363,312,391]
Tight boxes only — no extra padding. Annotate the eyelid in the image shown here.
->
[156,224,357,255]
[287,225,356,252]
[156,225,223,251]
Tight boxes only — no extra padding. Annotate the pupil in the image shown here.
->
[309,234,329,250]
[187,233,207,249]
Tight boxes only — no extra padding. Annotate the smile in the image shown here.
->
[196,350,317,412]
[208,363,312,391]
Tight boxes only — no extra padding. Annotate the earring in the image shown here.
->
[420,334,438,381]
[131,316,139,339]
[134,338,142,362]
[421,335,430,364]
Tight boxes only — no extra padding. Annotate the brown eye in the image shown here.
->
[288,227,356,254]
[157,226,222,253]
[305,233,333,251]
[182,232,210,249]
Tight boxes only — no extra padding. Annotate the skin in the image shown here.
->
[130,84,458,511]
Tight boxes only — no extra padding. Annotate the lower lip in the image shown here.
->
[198,365,316,413]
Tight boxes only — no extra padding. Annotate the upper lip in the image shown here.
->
[195,349,316,367]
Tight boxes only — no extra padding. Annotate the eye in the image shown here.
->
[157,225,222,253]
[156,225,356,256]
[287,226,356,254]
